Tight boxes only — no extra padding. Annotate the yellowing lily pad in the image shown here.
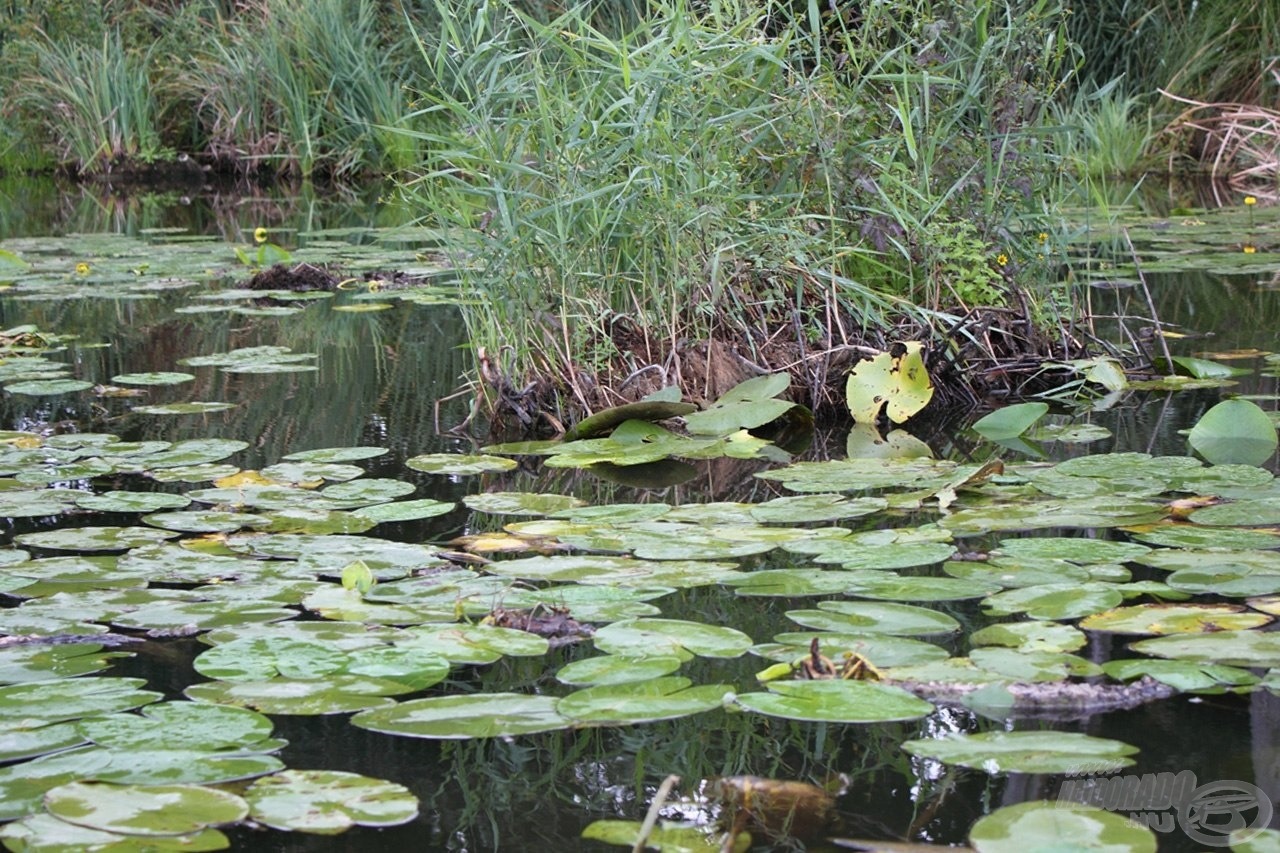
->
[846,342,934,424]
[1081,603,1272,635]
[245,770,418,834]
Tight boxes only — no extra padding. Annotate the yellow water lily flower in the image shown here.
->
[1245,196,1257,206]
[75,262,91,275]
[1244,244,1257,254]
[253,227,268,244]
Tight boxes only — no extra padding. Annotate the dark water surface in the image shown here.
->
[1,178,1278,851]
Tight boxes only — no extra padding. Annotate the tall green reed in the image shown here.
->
[12,29,165,172]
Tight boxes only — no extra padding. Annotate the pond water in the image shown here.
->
[0,178,1278,852]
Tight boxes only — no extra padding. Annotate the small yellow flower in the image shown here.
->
[1245,196,1257,206]
[253,227,268,244]
[75,262,91,275]
[1244,244,1257,254]
[1037,232,1049,243]
[996,253,1009,266]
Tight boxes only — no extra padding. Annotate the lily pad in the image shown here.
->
[592,619,753,658]
[1187,399,1278,465]
[1081,603,1272,635]
[462,492,586,515]
[683,374,796,435]
[972,402,1049,440]
[15,526,177,552]
[0,813,230,852]
[902,730,1139,774]
[350,693,569,739]
[555,655,685,686]
[846,342,934,424]
[968,800,1155,852]
[787,601,961,636]
[982,583,1124,620]
[111,372,195,386]
[132,402,237,415]
[0,677,160,726]
[5,378,94,395]
[735,679,934,723]
[183,677,400,715]
[76,491,192,513]
[557,676,733,724]
[245,770,418,834]
[44,780,248,836]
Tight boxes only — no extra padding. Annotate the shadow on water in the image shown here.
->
[0,178,1278,850]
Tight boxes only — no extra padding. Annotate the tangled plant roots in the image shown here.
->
[1162,86,1280,199]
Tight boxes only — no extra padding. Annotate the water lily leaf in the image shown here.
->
[245,770,418,834]
[184,677,400,715]
[756,457,961,493]
[0,642,129,684]
[1081,603,1272,634]
[1166,569,1280,597]
[132,402,237,415]
[302,586,448,625]
[758,632,950,667]
[1157,354,1250,379]
[202,620,405,650]
[0,677,160,725]
[405,453,518,475]
[735,679,933,723]
[15,526,177,552]
[787,601,960,636]
[972,402,1049,440]
[550,503,673,523]
[76,491,192,513]
[112,600,296,634]
[0,719,86,763]
[149,464,241,483]
[282,446,388,463]
[1101,658,1260,692]
[845,574,1001,602]
[903,731,1138,774]
[948,556,1087,592]
[749,494,887,523]
[969,621,1087,652]
[983,582,1123,620]
[680,374,794,435]
[396,624,549,663]
[845,423,935,459]
[258,462,365,484]
[592,619,753,658]
[352,498,456,524]
[320,478,415,504]
[44,780,248,836]
[142,510,271,534]
[125,438,248,469]
[723,569,859,597]
[1188,399,1278,465]
[557,676,732,724]
[813,541,957,571]
[111,372,195,386]
[556,655,684,686]
[0,813,229,852]
[968,800,1155,852]
[1131,630,1280,667]
[564,400,699,441]
[993,536,1150,564]
[26,743,284,785]
[5,378,94,395]
[350,693,569,738]
[1188,498,1280,526]
[260,509,376,535]
[499,584,668,622]
[463,492,586,515]
[846,342,933,424]
[78,701,276,751]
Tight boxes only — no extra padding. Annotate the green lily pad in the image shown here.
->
[1101,658,1260,692]
[1130,525,1280,549]
[0,642,130,684]
[556,655,685,686]
[845,574,1001,602]
[245,770,418,834]
[78,702,276,751]
[903,730,1139,774]
[258,462,365,484]
[282,447,388,463]
[758,632,950,668]
[396,624,550,663]
[557,676,733,724]
[582,819,731,853]
[111,372,195,386]
[787,601,961,636]
[1131,630,1280,667]
[5,378,94,395]
[23,743,284,785]
[0,720,86,763]
[462,492,586,515]
[983,582,1124,620]
[969,621,1087,652]
[0,813,229,852]
[684,374,796,435]
[77,491,192,513]
[44,781,248,836]
[592,619,753,658]
[320,478,416,504]
[1188,399,1278,465]
[1081,603,1272,634]
[972,402,1049,439]
[0,677,160,726]
[352,498,456,523]
[993,536,1151,564]
[723,569,859,597]
[735,679,934,723]
[350,693,569,739]
[184,677,401,715]
[15,526,178,552]
[406,453,519,474]
[968,800,1155,852]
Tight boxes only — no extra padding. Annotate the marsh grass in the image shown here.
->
[12,30,166,172]
[399,0,1078,423]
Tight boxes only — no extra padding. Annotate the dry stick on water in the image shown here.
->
[1122,227,1174,372]
[632,774,681,853]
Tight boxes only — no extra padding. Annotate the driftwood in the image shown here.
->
[893,675,1177,719]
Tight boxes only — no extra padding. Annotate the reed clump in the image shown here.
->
[398,0,1080,425]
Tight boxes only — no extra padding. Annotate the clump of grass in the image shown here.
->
[399,0,1078,421]
[10,30,166,172]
